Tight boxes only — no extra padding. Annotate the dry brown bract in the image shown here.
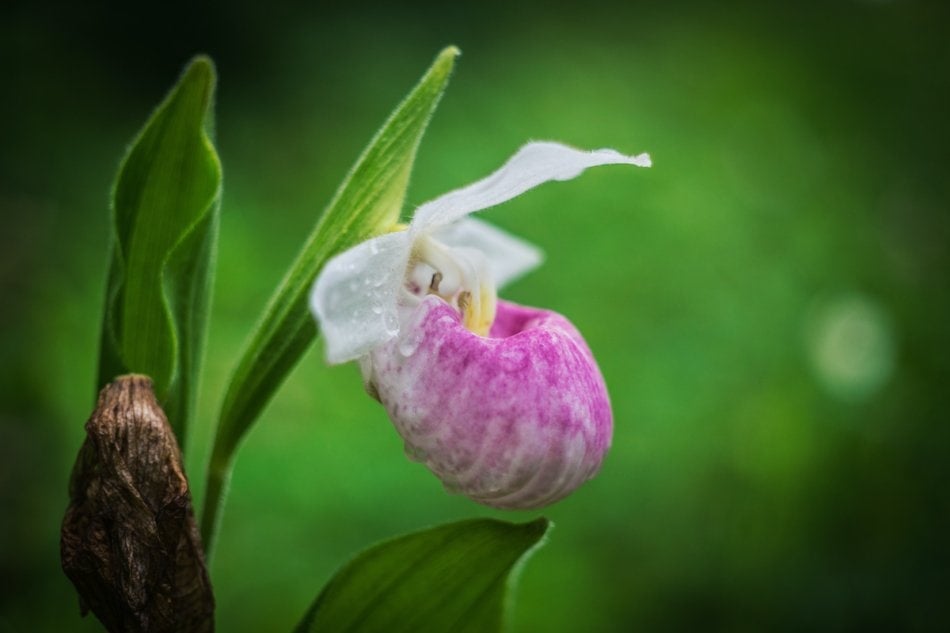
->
[61,375,214,633]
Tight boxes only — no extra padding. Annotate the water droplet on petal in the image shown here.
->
[384,312,400,336]
[398,327,425,357]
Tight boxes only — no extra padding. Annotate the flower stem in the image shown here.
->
[200,441,234,561]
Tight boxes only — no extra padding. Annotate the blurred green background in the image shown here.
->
[3,0,949,631]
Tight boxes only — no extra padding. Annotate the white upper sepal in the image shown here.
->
[310,230,412,364]
[310,140,651,365]
[410,141,652,231]
[432,218,543,288]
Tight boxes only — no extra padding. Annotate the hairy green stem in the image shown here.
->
[199,445,233,560]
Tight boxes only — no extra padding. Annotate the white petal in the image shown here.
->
[410,141,651,231]
[310,231,413,364]
[432,217,543,288]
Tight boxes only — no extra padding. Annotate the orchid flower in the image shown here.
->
[310,141,651,509]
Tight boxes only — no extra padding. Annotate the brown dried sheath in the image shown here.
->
[61,374,214,632]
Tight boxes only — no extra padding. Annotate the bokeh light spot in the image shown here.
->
[805,293,896,403]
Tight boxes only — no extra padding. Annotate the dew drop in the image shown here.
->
[398,327,425,357]
[384,312,400,336]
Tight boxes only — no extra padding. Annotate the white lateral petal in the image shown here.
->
[411,141,651,231]
[433,217,543,288]
[310,231,413,364]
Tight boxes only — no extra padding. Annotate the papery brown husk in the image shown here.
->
[61,375,214,632]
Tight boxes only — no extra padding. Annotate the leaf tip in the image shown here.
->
[517,517,553,552]
[525,516,553,537]
[439,44,462,60]
[432,45,461,76]
[180,54,217,95]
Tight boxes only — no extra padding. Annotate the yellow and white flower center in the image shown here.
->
[407,233,497,336]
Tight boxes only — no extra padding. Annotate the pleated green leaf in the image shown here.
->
[97,56,222,446]
[295,518,550,633]
[201,47,459,549]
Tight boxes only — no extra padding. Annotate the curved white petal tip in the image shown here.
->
[412,141,653,230]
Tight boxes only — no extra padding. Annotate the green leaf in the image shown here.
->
[201,46,459,551]
[97,56,222,445]
[295,518,551,633]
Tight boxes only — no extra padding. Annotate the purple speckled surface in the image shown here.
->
[365,296,613,509]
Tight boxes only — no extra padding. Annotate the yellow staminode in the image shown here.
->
[461,282,497,337]
[410,232,498,337]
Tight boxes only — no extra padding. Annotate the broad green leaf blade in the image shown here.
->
[97,56,222,445]
[201,47,459,550]
[295,518,551,633]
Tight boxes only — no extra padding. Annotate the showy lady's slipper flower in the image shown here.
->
[310,142,651,509]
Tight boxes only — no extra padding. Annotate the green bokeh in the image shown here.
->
[2,1,948,631]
